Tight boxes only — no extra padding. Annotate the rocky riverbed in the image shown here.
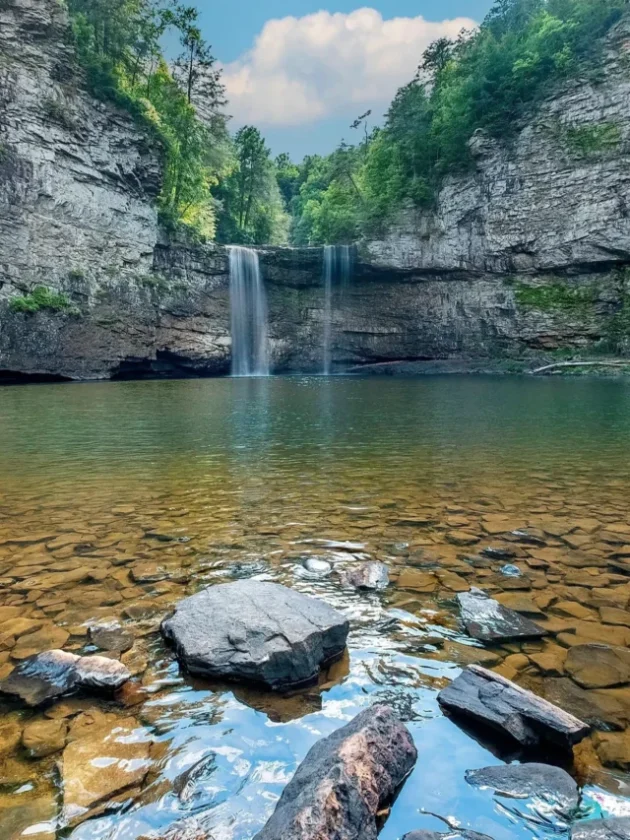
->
[1,376,630,838]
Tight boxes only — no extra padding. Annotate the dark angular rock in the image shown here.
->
[162,581,350,690]
[438,665,590,750]
[465,763,579,817]
[173,753,216,804]
[254,704,417,840]
[457,588,546,643]
[572,818,630,839]
[482,547,517,561]
[341,562,389,591]
[0,650,78,706]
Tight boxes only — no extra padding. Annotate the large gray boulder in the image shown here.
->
[438,665,589,750]
[254,705,417,840]
[162,581,349,690]
[457,588,546,643]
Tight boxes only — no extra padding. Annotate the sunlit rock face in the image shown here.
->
[1,0,630,381]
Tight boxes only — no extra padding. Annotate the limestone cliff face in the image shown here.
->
[1,0,629,381]
[364,14,630,276]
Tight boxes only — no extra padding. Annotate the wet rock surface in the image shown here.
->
[162,581,350,690]
[466,763,579,816]
[572,818,630,839]
[341,561,390,590]
[403,832,494,840]
[254,705,417,840]
[565,644,630,689]
[0,650,131,706]
[457,588,546,643]
[438,665,590,749]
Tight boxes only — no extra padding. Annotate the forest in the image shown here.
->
[64,0,626,246]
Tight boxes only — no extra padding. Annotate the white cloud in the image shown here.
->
[221,8,477,128]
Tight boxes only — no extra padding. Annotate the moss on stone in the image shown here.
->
[514,280,597,314]
[562,122,622,158]
[9,286,79,315]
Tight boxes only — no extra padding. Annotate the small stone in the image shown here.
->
[341,562,389,590]
[482,547,517,561]
[529,646,568,676]
[594,730,630,770]
[446,532,480,547]
[396,569,437,592]
[74,656,131,691]
[302,558,332,576]
[89,623,134,653]
[500,564,523,577]
[22,718,68,758]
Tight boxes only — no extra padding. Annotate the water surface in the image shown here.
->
[1,376,630,839]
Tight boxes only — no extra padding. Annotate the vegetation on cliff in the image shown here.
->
[278,0,626,245]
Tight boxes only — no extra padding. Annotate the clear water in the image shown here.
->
[1,375,630,839]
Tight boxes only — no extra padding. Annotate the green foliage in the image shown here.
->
[9,287,79,315]
[66,0,230,239]
[287,0,625,244]
[215,126,289,245]
[68,268,86,281]
[514,280,597,312]
[562,122,622,157]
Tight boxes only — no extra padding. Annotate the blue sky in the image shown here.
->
[192,1,495,159]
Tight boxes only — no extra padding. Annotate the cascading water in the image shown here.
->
[322,245,352,375]
[229,246,270,377]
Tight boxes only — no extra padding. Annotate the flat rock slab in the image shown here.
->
[0,649,131,707]
[162,581,349,691]
[565,644,630,689]
[457,589,546,643]
[572,818,630,839]
[466,763,579,817]
[254,704,417,840]
[438,665,590,750]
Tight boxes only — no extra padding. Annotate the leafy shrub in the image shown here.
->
[9,286,79,315]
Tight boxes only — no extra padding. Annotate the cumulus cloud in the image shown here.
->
[222,8,477,127]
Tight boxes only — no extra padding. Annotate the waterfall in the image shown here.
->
[229,246,270,377]
[322,245,352,375]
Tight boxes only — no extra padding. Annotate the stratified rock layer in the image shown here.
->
[162,581,350,690]
[438,665,590,749]
[254,705,417,840]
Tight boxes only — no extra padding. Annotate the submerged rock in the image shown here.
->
[302,557,333,576]
[571,818,630,839]
[438,665,590,750]
[465,763,579,818]
[162,581,349,690]
[565,644,630,689]
[89,623,134,653]
[341,562,389,590]
[0,649,131,707]
[457,588,546,643]
[254,704,417,840]
[404,831,493,840]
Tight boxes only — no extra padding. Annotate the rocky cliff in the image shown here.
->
[1,0,629,381]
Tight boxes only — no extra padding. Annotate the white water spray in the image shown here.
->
[322,245,352,375]
[229,246,270,377]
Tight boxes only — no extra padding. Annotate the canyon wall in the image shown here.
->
[1,0,629,381]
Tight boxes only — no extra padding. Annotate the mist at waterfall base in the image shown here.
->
[229,246,270,377]
[323,244,352,375]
